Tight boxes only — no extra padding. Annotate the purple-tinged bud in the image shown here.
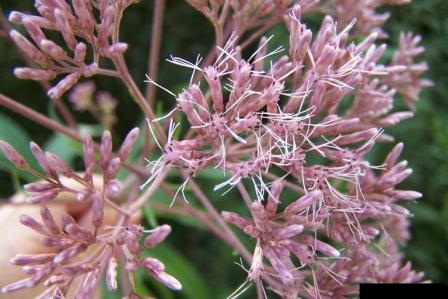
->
[337,128,379,145]
[105,180,121,199]
[140,257,165,273]
[100,131,113,170]
[54,8,77,49]
[24,182,54,192]
[64,223,94,242]
[379,168,413,188]
[204,66,223,113]
[392,205,411,216]
[74,42,87,64]
[287,242,316,265]
[40,207,60,235]
[152,271,182,291]
[72,0,94,32]
[45,152,73,177]
[53,243,88,264]
[41,236,72,248]
[47,72,81,100]
[14,67,56,81]
[118,128,139,161]
[302,236,340,257]
[27,189,58,204]
[92,191,104,228]
[314,117,360,136]
[0,140,29,169]
[106,257,118,291]
[61,263,93,276]
[264,247,294,285]
[383,142,404,170]
[19,214,47,235]
[9,30,47,65]
[355,32,379,54]
[30,141,55,177]
[250,202,268,223]
[285,190,322,214]
[1,278,34,293]
[377,112,414,127]
[40,39,68,60]
[222,211,252,231]
[144,225,171,248]
[82,135,95,170]
[8,11,26,23]
[275,224,304,240]
[388,190,423,200]
[60,212,76,227]
[102,42,129,57]
[22,17,46,44]
[97,4,115,48]
[10,253,55,266]
[266,180,283,217]
[105,157,121,179]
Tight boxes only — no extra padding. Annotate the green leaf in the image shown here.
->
[146,243,210,299]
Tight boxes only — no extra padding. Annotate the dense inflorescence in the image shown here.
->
[0,0,430,298]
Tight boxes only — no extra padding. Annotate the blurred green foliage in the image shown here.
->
[0,1,446,298]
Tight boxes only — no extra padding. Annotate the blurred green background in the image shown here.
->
[0,0,447,298]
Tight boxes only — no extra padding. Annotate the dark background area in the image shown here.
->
[0,1,446,298]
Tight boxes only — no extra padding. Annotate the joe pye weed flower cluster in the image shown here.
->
[0,0,432,298]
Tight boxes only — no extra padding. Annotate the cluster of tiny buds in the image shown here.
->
[1,127,139,207]
[9,0,140,100]
[2,206,179,297]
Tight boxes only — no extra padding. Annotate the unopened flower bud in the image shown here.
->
[119,128,139,161]
[140,257,165,273]
[54,8,77,49]
[144,225,171,248]
[74,42,87,64]
[100,130,113,169]
[152,272,182,291]
[102,42,128,57]
[27,189,58,204]
[14,67,56,81]
[45,152,73,177]
[92,191,104,228]
[0,140,29,169]
[10,253,55,266]
[40,207,60,235]
[47,72,81,100]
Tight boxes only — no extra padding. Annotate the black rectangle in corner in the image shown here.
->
[360,283,448,298]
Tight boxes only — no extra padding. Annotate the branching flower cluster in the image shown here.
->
[0,0,431,298]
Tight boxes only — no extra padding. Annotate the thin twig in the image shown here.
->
[145,0,165,107]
